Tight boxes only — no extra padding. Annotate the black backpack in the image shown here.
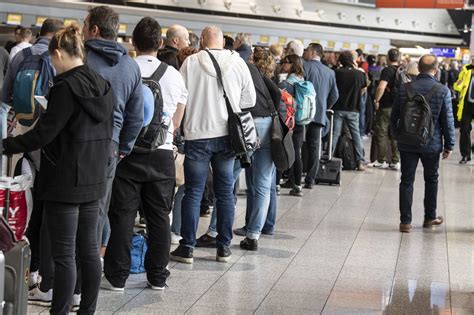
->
[133,62,169,153]
[335,125,357,170]
[396,82,440,148]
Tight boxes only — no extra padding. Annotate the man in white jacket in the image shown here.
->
[171,25,256,264]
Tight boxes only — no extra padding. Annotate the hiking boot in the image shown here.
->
[423,216,444,229]
[170,245,194,264]
[289,185,303,197]
[195,233,216,248]
[28,287,52,306]
[240,237,258,251]
[233,227,247,236]
[389,162,401,170]
[216,245,232,262]
[399,223,412,233]
[356,161,366,171]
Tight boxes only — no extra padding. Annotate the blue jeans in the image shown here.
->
[171,185,185,235]
[262,172,277,233]
[207,160,242,237]
[180,137,235,248]
[245,117,275,240]
[332,111,365,162]
[359,93,367,137]
[399,150,440,224]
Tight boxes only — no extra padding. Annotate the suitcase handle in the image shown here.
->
[327,110,334,160]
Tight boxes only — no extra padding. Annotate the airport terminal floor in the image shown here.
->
[26,134,474,315]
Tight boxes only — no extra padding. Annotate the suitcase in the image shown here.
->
[315,110,342,186]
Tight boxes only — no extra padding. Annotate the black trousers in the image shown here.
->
[399,150,440,224]
[460,103,474,158]
[304,123,323,185]
[104,149,175,288]
[45,200,101,315]
[291,125,305,186]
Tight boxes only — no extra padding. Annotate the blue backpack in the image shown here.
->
[293,81,316,125]
[12,48,55,126]
[130,231,148,274]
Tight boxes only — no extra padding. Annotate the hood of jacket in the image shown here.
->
[235,44,252,61]
[55,65,114,122]
[85,39,128,66]
[197,49,241,78]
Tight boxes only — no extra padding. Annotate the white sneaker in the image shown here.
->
[148,282,167,291]
[171,233,182,245]
[389,162,401,170]
[100,277,124,292]
[71,294,81,312]
[372,161,388,168]
[28,287,52,306]
[28,271,42,289]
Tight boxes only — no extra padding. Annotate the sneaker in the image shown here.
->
[171,232,182,245]
[356,161,366,172]
[170,245,194,264]
[240,237,258,251]
[100,277,124,292]
[372,161,388,168]
[28,287,52,306]
[399,223,412,233]
[200,207,211,217]
[148,282,167,291]
[71,294,81,312]
[423,216,444,229]
[389,162,401,170]
[100,257,104,271]
[289,185,303,197]
[216,245,232,263]
[195,233,216,248]
[459,156,471,164]
[28,270,42,290]
[233,227,247,236]
[304,182,313,189]
[276,185,281,196]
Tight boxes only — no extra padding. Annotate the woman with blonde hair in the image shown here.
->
[406,61,419,81]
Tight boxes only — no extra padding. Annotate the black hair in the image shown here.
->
[39,19,64,37]
[281,54,304,77]
[133,17,161,52]
[387,48,400,63]
[367,55,376,66]
[87,6,119,40]
[307,43,324,57]
[356,48,364,57]
[339,50,354,67]
[224,35,234,50]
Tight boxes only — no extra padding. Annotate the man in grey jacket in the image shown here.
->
[303,43,339,188]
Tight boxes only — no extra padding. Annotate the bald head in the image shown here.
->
[419,54,438,75]
[201,26,224,49]
[166,24,189,49]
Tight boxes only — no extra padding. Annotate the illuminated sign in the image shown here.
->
[430,47,456,58]
[36,16,47,27]
[7,14,22,25]
[119,24,127,34]
[259,35,269,44]
[327,40,336,49]
[278,36,287,45]
[376,0,463,8]
[343,42,351,49]
[64,19,77,26]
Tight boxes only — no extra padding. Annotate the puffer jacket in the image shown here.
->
[391,73,455,154]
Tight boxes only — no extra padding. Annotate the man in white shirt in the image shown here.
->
[170,25,256,264]
[9,27,32,61]
[102,17,187,291]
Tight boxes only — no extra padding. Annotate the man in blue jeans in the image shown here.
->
[391,54,455,233]
[331,51,367,171]
[170,26,255,263]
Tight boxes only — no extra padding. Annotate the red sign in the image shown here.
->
[376,0,464,8]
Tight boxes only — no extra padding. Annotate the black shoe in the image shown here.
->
[304,182,313,189]
[459,156,471,164]
[261,229,274,235]
[280,180,294,189]
[170,245,193,264]
[147,269,170,290]
[200,207,211,217]
[195,233,216,248]
[233,227,247,236]
[216,245,231,262]
[240,237,258,251]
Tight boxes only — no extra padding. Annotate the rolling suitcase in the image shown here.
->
[315,110,342,186]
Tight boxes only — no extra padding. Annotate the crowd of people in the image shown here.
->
[0,4,464,314]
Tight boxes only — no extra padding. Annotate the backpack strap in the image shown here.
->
[424,83,442,103]
[405,82,415,100]
[147,62,168,82]
[22,47,33,59]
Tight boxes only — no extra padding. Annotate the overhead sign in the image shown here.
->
[36,16,48,27]
[376,0,464,8]
[119,23,127,34]
[278,36,287,45]
[430,47,456,58]
[64,19,77,26]
[6,13,22,25]
[259,35,269,44]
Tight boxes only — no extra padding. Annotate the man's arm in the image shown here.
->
[118,75,144,156]
[390,82,402,138]
[173,103,185,131]
[374,80,388,110]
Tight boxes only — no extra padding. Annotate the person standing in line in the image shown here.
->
[82,6,144,260]
[102,17,187,291]
[9,27,32,61]
[170,26,255,264]
[454,55,474,164]
[373,48,401,170]
[2,23,115,314]
[391,54,455,233]
[233,33,252,62]
[157,24,190,70]
[303,43,339,189]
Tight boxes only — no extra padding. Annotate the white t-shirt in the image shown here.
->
[135,55,188,150]
[9,42,32,61]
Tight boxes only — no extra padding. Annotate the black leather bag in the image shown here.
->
[205,50,258,166]
[271,112,295,171]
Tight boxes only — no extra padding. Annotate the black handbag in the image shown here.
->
[205,50,258,167]
[271,111,295,171]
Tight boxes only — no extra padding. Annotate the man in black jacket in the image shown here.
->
[157,24,189,70]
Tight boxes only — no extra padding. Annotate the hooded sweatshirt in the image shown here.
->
[3,65,115,203]
[180,49,256,141]
[85,39,143,155]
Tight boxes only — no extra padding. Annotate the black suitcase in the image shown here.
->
[315,110,342,186]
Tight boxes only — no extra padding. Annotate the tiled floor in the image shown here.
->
[28,135,474,314]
